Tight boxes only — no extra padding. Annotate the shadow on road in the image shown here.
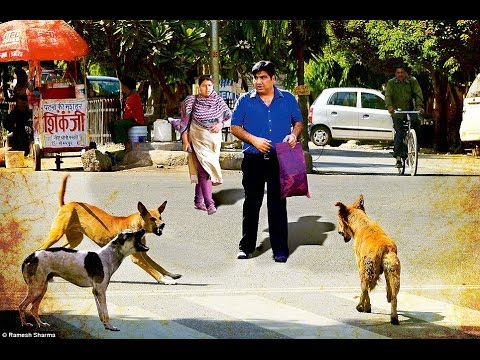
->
[212,188,244,208]
[1,309,472,340]
[256,215,335,256]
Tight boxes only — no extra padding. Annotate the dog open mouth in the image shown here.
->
[134,229,149,252]
[153,223,165,236]
[135,241,149,252]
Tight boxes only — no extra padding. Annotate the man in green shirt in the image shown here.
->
[385,63,424,168]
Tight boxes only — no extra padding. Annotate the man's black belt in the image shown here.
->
[243,152,276,160]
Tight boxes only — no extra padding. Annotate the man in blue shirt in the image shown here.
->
[231,60,304,263]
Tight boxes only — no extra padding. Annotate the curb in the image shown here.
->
[129,141,244,170]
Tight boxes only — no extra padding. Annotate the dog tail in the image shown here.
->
[382,250,401,294]
[59,174,70,207]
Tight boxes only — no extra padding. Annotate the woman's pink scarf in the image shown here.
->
[178,91,232,134]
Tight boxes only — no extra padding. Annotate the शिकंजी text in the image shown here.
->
[39,99,88,148]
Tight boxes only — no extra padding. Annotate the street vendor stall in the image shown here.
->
[0,19,92,171]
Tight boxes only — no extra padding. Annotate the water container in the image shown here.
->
[153,119,173,142]
[128,126,148,143]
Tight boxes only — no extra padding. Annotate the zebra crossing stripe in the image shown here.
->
[42,298,214,339]
[332,291,480,335]
[185,294,388,339]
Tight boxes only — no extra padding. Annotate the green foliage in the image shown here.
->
[328,19,480,85]
[305,57,342,99]
[72,20,210,87]
[218,20,262,82]
[87,63,103,76]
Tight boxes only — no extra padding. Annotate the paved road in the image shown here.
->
[1,145,479,346]
[310,142,479,176]
[4,140,479,176]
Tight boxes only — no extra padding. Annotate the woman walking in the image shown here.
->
[179,74,232,215]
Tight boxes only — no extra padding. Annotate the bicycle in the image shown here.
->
[393,110,421,176]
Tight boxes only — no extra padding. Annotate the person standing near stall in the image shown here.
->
[13,68,28,100]
[3,67,32,156]
[3,94,32,156]
[108,76,144,152]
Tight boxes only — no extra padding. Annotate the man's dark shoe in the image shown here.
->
[274,255,288,263]
[237,251,252,260]
[395,159,402,168]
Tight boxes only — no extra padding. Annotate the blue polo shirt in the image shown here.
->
[231,86,303,155]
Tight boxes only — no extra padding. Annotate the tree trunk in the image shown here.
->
[295,48,313,174]
[146,58,186,118]
[449,84,465,153]
[432,70,449,152]
[148,81,162,119]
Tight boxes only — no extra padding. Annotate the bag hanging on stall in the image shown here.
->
[275,142,311,200]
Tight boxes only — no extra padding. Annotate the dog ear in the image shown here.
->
[353,194,365,212]
[137,202,148,216]
[335,201,347,214]
[158,200,167,214]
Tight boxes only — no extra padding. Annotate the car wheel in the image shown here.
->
[310,125,332,146]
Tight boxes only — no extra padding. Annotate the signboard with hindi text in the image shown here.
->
[39,99,88,149]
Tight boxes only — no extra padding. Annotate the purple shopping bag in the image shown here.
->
[275,142,310,200]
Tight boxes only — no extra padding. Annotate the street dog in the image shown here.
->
[36,174,181,285]
[20,228,148,331]
[335,194,401,325]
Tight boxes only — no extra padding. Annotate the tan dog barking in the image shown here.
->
[335,194,401,325]
[37,174,181,285]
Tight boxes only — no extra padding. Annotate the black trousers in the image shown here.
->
[239,154,289,257]
[108,119,136,144]
[392,114,420,157]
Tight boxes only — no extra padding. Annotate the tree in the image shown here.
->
[72,20,209,118]
[327,20,480,152]
[257,21,329,155]
[219,20,328,172]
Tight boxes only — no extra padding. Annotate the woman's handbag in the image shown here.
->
[173,95,198,135]
[275,142,310,200]
[187,95,197,130]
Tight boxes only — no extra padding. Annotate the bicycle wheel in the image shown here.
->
[406,129,418,176]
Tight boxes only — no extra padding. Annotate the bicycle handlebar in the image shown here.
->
[394,110,421,114]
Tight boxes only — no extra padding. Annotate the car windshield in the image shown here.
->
[328,91,357,107]
[466,74,480,98]
[86,76,120,99]
[361,92,385,110]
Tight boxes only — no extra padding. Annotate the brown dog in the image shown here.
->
[37,174,181,285]
[335,194,400,325]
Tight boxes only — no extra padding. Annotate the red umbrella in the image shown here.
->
[0,20,89,62]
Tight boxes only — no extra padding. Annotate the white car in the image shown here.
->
[460,73,480,151]
[307,87,394,146]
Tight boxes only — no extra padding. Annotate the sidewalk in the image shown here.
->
[1,140,244,172]
[2,140,479,173]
